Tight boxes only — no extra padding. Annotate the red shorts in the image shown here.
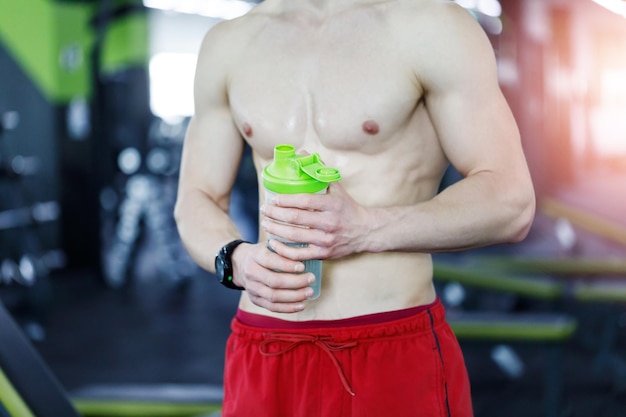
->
[222,298,473,417]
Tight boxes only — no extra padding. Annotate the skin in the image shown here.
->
[174,0,536,320]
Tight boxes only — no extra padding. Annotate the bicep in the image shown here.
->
[427,81,523,178]
[177,24,245,211]
[178,109,244,211]
[421,6,526,178]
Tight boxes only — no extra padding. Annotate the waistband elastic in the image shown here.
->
[232,297,445,342]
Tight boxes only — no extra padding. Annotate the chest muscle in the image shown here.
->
[227,16,420,159]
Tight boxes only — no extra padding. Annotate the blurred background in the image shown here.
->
[0,0,625,416]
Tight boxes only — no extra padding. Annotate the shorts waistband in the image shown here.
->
[231,297,446,342]
[237,297,439,330]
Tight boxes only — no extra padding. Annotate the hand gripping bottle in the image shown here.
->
[262,144,342,300]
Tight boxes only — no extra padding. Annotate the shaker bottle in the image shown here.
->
[262,144,341,300]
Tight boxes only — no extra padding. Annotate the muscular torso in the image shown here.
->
[226,0,449,319]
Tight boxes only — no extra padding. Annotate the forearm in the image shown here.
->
[174,188,243,273]
[365,171,535,254]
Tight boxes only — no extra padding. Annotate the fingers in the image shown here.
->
[261,207,339,238]
[244,246,317,314]
[247,271,316,313]
[268,182,345,210]
[267,238,328,261]
[246,272,315,313]
[262,189,344,231]
[267,192,328,212]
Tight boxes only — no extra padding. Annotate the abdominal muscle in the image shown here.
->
[237,128,443,320]
[238,231,437,321]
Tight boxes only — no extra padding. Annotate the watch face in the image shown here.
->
[215,254,226,279]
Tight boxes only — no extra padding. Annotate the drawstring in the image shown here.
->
[259,333,358,396]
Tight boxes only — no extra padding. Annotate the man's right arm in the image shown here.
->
[174,22,314,312]
[174,22,246,273]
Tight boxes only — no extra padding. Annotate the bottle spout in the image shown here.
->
[298,154,341,183]
[274,144,296,160]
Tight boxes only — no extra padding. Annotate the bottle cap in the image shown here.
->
[262,144,341,194]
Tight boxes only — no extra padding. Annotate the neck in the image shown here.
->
[278,0,378,15]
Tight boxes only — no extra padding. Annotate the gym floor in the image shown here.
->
[3,208,626,417]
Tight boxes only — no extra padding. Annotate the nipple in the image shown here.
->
[242,122,253,138]
[362,120,380,135]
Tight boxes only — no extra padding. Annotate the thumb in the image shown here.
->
[327,181,345,195]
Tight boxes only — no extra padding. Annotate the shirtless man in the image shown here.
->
[174,0,536,416]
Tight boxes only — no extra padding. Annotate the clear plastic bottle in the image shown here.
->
[262,144,341,300]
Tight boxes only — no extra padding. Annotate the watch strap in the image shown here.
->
[216,239,248,290]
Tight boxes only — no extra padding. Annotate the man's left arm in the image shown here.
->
[387,3,536,252]
[262,4,535,259]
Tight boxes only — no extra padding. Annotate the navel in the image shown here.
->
[242,122,253,138]
[362,120,380,135]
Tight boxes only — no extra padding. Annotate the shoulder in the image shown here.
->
[388,0,497,90]
[193,11,264,105]
[198,14,257,61]
[388,0,488,50]
[194,7,274,94]
[197,3,279,66]
[389,0,478,28]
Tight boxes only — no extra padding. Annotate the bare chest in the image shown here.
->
[227,17,421,159]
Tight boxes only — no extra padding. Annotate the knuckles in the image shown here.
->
[319,231,336,246]
[299,194,314,208]
[288,209,302,225]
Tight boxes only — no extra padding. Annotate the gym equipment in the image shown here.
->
[491,344,525,379]
[0,201,61,231]
[145,116,187,178]
[0,300,81,417]
[0,112,35,182]
[70,385,222,417]
[0,111,20,132]
[434,260,566,300]
[0,155,39,178]
[570,281,626,391]
[433,258,579,417]
[447,310,577,342]
[469,255,626,276]
[101,174,196,289]
[0,251,66,287]
[98,115,196,289]
[0,105,65,340]
[117,147,142,175]
[542,197,626,247]
[574,280,626,303]
[447,310,576,417]
[0,300,223,417]
[0,259,23,286]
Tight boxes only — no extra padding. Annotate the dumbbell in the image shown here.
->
[0,155,39,178]
[0,201,61,231]
[0,111,20,137]
[0,259,23,286]
[0,251,66,287]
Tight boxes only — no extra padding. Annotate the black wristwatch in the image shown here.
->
[215,239,248,290]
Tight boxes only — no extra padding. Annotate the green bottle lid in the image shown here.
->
[262,144,342,194]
